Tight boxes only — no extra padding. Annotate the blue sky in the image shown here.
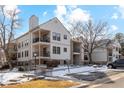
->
[15,5,124,38]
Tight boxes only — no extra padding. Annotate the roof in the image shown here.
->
[15,17,71,40]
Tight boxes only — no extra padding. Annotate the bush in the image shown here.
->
[18,67,25,71]
[0,64,9,70]
[46,62,59,68]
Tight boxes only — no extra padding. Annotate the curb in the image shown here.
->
[70,83,90,88]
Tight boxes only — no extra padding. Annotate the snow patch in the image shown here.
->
[50,65,107,77]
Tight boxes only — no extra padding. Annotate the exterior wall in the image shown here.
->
[16,33,31,61]
[41,18,71,61]
[91,43,121,63]
[50,44,70,60]
[92,48,108,62]
[71,40,84,65]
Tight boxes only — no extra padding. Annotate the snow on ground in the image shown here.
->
[0,72,24,84]
[51,65,107,77]
[0,65,107,85]
[0,68,33,85]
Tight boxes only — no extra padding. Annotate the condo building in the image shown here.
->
[15,15,71,66]
[8,15,121,67]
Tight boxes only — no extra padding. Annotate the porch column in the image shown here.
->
[30,32,32,60]
[39,30,41,65]
[71,41,73,64]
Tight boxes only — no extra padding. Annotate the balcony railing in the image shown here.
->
[33,51,50,57]
[40,37,50,42]
[33,51,39,57]
[33,37,39,43]
[33,37,50,43]
[73,49,80,53]
[40,51,50,57]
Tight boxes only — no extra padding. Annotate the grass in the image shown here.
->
[0,80,79,88]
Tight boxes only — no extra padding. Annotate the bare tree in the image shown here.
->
[115,33,124,44]
[0,5,21,68]
[115,33,124,56]
[70,20,110,64]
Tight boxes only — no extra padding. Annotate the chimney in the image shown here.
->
[29,15,39,30]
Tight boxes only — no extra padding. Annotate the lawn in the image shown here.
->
[0,80,79,88]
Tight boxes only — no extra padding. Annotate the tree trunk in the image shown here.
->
[5,49,13,70]
[88,53,92,64]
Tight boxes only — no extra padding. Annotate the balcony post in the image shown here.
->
[39,30,40,65]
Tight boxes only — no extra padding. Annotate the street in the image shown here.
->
[88,70,124,88]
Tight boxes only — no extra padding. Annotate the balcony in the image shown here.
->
[40,37,50,42]
[73,48,80,53]
[33,51,39,57]
[33,51,50,57]
[33,37,50,43]
[33,37,39,43]
[40,51,50,57]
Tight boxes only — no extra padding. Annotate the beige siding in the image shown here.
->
[92,49,107,62]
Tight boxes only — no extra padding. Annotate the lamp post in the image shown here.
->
[66,59,70,73]
[33,53,37,73]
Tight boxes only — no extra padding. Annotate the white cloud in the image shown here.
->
[3,5,21,19]
[118,5,124,19]
[68,8,91,22]
[54,5,66,17]
[54,5,91,29]
[111,13,119,19]
[67,5,77,10]
[111,25,118,31]
[113,5,124,19]
[43,11,47,16]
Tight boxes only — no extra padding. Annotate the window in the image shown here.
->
[57,47,60,54]
[25,51,26,57]
[22,51,23,58]
[53,46,60,54]
[64,48,67,52]
[53,46,56,54]
[52,32,60,41]
[27,51,29,57]
[25,50,29,57]
[53,32,56,40]
[25,41,26,46]
[18,43,21,49]
[84,45,88,52]
[56,33,60,41]
[22,42,23,48]
[116,47,118,51]
[64,35,67,40]
[14,45,17,50]
[26,40,29,46]
[18,52,21,58]
[84,55,88,60]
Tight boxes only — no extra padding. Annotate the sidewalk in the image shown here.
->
[75,72,124,88]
